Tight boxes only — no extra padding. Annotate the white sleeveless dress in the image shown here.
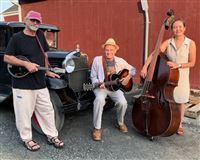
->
[166,37,191,103]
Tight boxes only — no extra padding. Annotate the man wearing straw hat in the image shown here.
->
[90,38,136,141]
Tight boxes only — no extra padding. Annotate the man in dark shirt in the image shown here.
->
[4,10,64,151]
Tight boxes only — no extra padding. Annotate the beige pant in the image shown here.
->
[12,88,58,142]
[93,88,127,129]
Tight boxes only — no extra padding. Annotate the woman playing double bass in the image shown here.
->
[140,18,196,136]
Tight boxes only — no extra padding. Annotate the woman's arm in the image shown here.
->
[140,40,168,78]
[182,40,196,68]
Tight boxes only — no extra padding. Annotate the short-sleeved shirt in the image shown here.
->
[5,29,49,89]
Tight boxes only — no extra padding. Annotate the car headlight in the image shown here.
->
[62,57,75,73]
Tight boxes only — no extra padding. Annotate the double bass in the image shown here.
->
[132,10,181,138]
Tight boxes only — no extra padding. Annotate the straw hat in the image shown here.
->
[102,38,119,50]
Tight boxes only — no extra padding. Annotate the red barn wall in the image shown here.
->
[4,15,19,21]
[20,0,200,88]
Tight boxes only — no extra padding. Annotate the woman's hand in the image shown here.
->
[167,61,180,69]
[140,66,148,78]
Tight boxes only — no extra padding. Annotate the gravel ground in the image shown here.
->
[0,96,200,160]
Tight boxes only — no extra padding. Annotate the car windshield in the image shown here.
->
[43,30,57,49]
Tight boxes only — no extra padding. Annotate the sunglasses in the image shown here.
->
[30,19,40,24]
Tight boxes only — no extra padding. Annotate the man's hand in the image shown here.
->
[120,74,132,86]
[24,61,39,73]
[46,71,60,78]
[99,82,106,89]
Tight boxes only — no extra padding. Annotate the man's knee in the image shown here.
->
[94,96,106,105]
[115,100,127,108]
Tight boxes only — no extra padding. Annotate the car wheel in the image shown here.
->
[32,90,65,134]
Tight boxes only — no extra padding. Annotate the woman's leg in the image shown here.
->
[179,103,185,128]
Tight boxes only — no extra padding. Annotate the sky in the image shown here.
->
[0,0,14,21]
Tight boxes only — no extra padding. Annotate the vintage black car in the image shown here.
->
[0,21,98,133]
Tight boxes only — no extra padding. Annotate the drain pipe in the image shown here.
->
[141,0,149,64]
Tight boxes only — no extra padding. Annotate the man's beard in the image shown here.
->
[29,26,38,32]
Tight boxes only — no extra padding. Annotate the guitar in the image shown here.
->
[83,69,133,92]
[7,55,65,78]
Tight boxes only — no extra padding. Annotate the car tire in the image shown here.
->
[31,90,65,134]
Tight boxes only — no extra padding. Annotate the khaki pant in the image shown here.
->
[93,88,127,129]
[12,88,58,142]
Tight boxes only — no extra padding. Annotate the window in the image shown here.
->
[0,28,6,51]
[43,30,57,49]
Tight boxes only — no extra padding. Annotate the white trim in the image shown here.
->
[3,12,18,17]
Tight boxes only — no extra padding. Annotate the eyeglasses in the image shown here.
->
[29,19,40,24]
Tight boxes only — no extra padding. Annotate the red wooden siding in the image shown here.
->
[4,15,19,21]
[20,0,200,88]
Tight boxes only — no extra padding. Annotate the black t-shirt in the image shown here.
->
[5,29,49,89]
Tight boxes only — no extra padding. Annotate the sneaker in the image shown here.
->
[116,124,128,133]
[92,128,102,141]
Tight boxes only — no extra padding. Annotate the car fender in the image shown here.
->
[46,77,68,89]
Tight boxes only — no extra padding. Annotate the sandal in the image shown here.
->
[24,140,40,151]
[47,137,64,148]
[176,127,184,136]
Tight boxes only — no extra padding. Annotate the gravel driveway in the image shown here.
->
[0,97,199,160]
